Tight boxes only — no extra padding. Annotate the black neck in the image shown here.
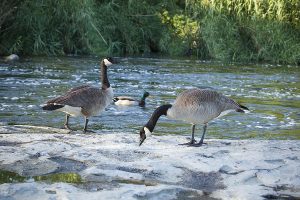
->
[138,96,147,107]
[145,104,172,132]
[101,61,110,90]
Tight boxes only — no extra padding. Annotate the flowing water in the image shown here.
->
[0,56,299,139]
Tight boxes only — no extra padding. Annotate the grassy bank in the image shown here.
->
[0,0,299,64]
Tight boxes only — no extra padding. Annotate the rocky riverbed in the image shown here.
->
[0,125,299,200]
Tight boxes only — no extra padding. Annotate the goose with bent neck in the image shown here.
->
[42,57,114,132]
[139,88,249,147]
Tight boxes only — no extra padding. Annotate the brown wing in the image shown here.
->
[50,87,103,107]
[177,89,242,111]
[47,85,91,104]
[67,85,91,93]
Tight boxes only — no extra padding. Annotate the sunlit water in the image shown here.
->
[0,56,299,139]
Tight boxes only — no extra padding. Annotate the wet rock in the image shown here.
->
[48,156,87,173]
[1,158,59,176]
[4,54,19,62]
[116,166,147,174]
[287,156,298,161]
[0,125,299,200]
[29,152,42,159]
[262,194,300,200]
[179,168,225,193]
[45,189,56,194]
[0,141,21,147]
[134,187,207,200]
[264,159,285,164]
[220,141,231,145]
[0,125,70,135]
[218,165,241,175]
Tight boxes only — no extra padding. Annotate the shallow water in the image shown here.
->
[0,56,299,139]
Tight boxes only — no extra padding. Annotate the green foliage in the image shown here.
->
[201,14,240,61]
[158,10,204,57]
[250,20,300,63]
[186,0,300,63]
[0,0,299,64]
[1,0,98,55]
[0,170,82,184]
[34,173,82,183]
[93,0,164,55]
[0,170,26,184]
[0,0,21,28]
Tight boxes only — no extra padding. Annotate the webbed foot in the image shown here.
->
[179,139,197,145]
[83,129,96,133]
[188,142,207,147]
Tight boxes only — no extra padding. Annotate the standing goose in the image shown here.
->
[113,91,150,107]
[42,57,114,132]
[139,88,248,147]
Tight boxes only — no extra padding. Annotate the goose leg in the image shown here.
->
[189,124,207,147]
[179,124,197,145]
[64,114,73,130]
[83,117,95,133]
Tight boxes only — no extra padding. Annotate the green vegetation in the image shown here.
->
[0,0,299,64]
[0,169,82,184]
[34,173,82,183]
[0,170,26,184]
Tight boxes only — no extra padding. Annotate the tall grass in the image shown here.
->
[1,0,98,55]
[0,0,19,28]
[186,0,300,63]
[0,0,22,53]
[93,0,164,55]
[0,0,299,64]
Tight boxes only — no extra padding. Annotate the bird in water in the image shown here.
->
[113,91,150,107]
[42,57,115,132]
[139,88,249,147]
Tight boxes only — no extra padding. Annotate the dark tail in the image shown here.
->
[236,104,249,113]
[240,104,249,110]
[42,104,64,111]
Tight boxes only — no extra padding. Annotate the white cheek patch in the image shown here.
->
[144,127,152,137]
[103,59,112,66]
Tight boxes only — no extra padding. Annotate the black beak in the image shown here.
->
[139,132,146,146]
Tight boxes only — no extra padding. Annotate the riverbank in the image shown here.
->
[1,1,299,64]
[0,125,299,199]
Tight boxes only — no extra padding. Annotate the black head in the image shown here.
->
[143,91,150,98]
[139,127,147,146]
[113,97,119,102]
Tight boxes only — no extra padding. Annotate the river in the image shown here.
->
[0,56,299,139]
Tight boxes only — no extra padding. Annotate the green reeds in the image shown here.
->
[1,0,99,55]
[186,0,300,64]
[0,0,299,64]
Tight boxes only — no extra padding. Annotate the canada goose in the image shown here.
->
[139,88,249,147]
[42,57,115,132]
[113,91,150,107]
